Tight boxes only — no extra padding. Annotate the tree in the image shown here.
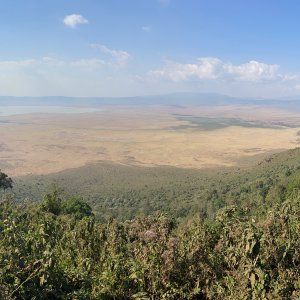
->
[62,197,93,219]
[40,188,93,219]
[0,170,13,190]
[40,188,62,216]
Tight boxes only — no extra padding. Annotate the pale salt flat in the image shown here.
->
[0,106,104,117]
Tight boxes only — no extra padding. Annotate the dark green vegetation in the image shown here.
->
[0,171,13,190]
[1,166,300,298]
[1,148,300,298]
[174,116,288,130]
[13,148,300,222]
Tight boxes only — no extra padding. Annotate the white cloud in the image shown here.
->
[0,57,120,96]
[63,14,88,28]
[41,57,66,67]
[70,58,105,69]
[142,26,152,32]
[0,56,298,98]
[151,57,295,83]
[0,57,105,71]
[0,59,37,68]
[151,57,222,81]
[89,44,130,66]
[224,60,280,81]
[282,74,297,81]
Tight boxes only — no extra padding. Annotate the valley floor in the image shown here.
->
[1,104,300,176]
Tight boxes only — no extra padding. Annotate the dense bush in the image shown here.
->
[0,189,299,299]
[0,170,13,191]
[40,188,93,220]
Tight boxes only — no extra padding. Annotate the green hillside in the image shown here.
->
[13,148,300,222]
[1,148,300,299]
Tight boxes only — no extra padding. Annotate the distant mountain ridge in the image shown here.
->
[1,93,300,110]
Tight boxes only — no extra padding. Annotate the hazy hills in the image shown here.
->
[1,92,300,109]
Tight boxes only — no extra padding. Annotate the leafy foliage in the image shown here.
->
[2,148,300,298]
[0,170,13,190]
[40,188,93,220]
[1,187,300,299]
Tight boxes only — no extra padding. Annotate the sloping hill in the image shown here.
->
[12,147,300,221]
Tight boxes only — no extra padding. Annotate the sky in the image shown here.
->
[1,0,300,98]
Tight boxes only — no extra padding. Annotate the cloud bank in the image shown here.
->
[0,55,299,98]
[151,57,295,83]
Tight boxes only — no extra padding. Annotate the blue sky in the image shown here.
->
[1,0,300,97]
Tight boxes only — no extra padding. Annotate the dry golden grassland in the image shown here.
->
[0,105,300,176]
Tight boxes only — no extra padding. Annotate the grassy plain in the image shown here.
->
[1,104,300,176]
